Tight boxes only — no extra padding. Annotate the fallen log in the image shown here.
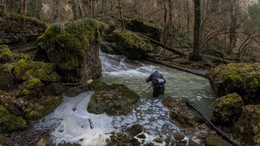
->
[147,58,207,78]
[186,101,240,146]
[140,34,186,57]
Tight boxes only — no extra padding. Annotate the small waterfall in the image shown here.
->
[35,51,216,145]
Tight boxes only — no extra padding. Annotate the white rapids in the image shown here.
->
[35,51,216,145]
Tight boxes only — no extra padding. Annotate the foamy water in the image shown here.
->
[35,51,216,145]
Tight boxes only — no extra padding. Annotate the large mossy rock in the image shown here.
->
[0,96,21,116]
[207,63,260,104]
[0,6,46,46]
[123,18,161,41]
[211,93,243,126]
[234,104,260,145]
[36,18,104,83]
[24,96,63,121]
[0,105,26,133]
[87,81,140,116]
[12,59,61,83]
[0,64,14,91]
[112,30,153,60]
[17,78,45,99]
[204,135,232,146]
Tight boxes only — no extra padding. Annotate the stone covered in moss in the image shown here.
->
[36,18,104,83]
[13,59,61,83]
[204,135,232,146]
[112,30,153,59]
[0,6,46,46]
[126,124,143,137]
[0,96,21,116]
[207,63,260,104]
[87,81,140,116]
[17,78,44,99]
[234,104,260,145]
[24,96,62,121]
[123,18,161,41]
[0,135,11,146]
[44,83,66,96]
[0,105,26,133]
[162,97,196,128]
[211,93,243,126]
[0,44,13,62]
[0,64,14,91]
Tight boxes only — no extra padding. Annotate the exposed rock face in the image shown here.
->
[111,30,154,60]
[234,104,260,145]
[36,18,104,83]
[211,93,243,126]
[207,63,260,104]
[0,6,46,47]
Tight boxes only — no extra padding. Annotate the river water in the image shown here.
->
[35,51,216,145]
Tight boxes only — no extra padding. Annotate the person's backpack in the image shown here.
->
[152,78,165,84]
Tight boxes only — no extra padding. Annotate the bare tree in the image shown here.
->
[190,0,202,61]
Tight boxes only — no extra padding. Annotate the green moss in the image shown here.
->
[13,59,61,82]
[0,64,14,91]
[18,78,44,99]
[44,83,66,96]
[0,135,11,146]
[112,29,153,59]
[25,96,63,121]
[0,105,26,133]
[0,45,12,62]
[87,81,140,116]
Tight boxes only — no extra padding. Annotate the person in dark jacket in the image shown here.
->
[146,71,166,97]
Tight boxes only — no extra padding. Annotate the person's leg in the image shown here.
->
[160,86,165,94]
[153,87,160,97]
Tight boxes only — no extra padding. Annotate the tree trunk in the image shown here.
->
[78,0,83,18]
[190,0,202,61]
[19,0,24,15]
[168,0,173,46]
[163,2,168,44]
[228,0,237,54]
[118,0,123,29]
[186,0,190,33]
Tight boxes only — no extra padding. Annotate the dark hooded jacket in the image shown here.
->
[146,71,166,87]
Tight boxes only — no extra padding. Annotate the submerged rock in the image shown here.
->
[0,105,27,133]
[207,63,260,104]
[112,30,154,60]
[126,124,143,137]
[87,81,140,116]
[234,104,260,145]
[211,93,243,126]
[36,18,104,83]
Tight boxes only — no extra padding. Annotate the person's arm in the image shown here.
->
[146,73,153,82]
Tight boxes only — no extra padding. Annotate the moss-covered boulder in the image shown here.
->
[0,44,13,62]
[0,64,14,91]
[24,96,63,121]
[87,81,140,116]
[162,97,196,127]
[0,6,46,46]
[211,93,243,126]
[17,78,44,99]
[207,63,260,104]
[123,18,161,41]
[126,124,143,137]
[44,83,66,96]
[0,105,26,133]
[36,18,104,83]
[0,96,21,116]
[234,105,260,145]
[12,59,61,83]
[112,30,153,59]
[204,135,232,146]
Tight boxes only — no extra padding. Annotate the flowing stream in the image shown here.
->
[35,51,217,145]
